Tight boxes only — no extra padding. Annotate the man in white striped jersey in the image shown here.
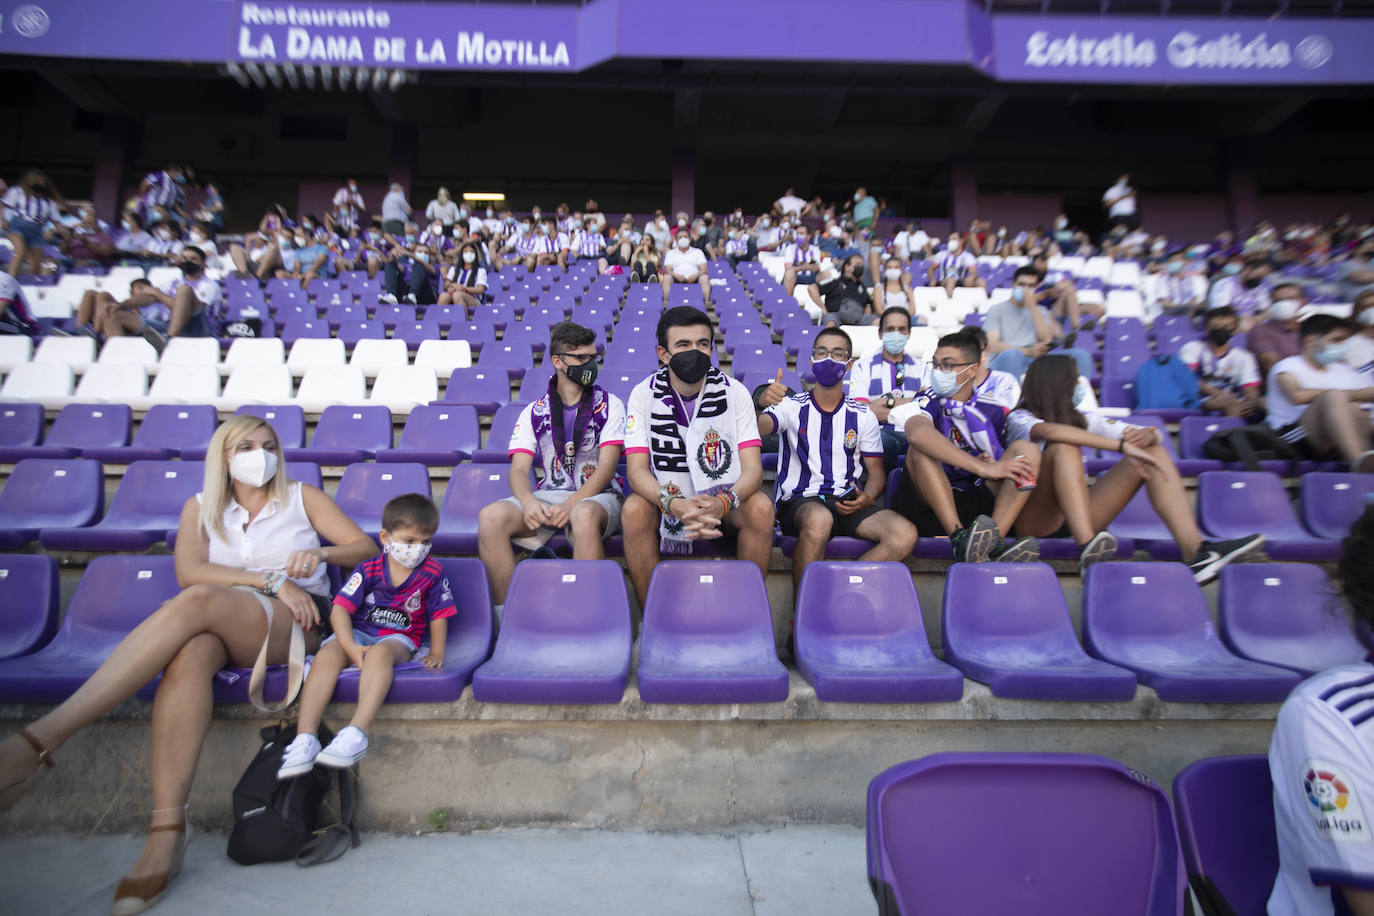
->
[755,327,918,590]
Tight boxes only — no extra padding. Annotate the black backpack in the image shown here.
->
[227,722,361,867]
[1201,422,1300,472]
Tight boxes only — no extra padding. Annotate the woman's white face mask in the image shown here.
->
[229,447,278,487]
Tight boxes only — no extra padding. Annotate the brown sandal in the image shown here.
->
[0,728,55,809]
[112,812,190,916]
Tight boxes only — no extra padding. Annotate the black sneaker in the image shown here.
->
[950,514,1000,563]
[528,546,559,560]
[1187,534,1265,585]
[989,536,1040,563]
[1077,531,1117,573]
[139,321,169,356]
[630,270,642,283]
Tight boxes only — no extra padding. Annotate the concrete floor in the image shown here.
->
[0,824,870,916]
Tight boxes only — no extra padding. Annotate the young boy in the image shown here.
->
[278,493,455,777]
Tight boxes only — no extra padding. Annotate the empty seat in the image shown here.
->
[1172,755,1277,916]
[0,458,105,549]
[0,402,48,461]
[472,402,525,463]
[84,403,219,463]
[97,336,160,374]
[375,404,478,466]
[0,555,60,659]
[32,336,97,374]
[287,404,392,464]
[1082,562,1301,702]
[41,460,203,550]
[221,337,286,375]
[0,361,75,409]
[942,562,1137,701]
[795,561,962,703]
[336,319,388,350]
[442,367,511,415]
[138,362,221,410]
[0,335,33,372]
[0,556,178,702]
[370,365,438,413]
[1218,563,1365,676]
[333,462,432,537]
[413,338,473,376]
[472,560,632,704]
[216,363,294,410]
[235,404,307,449]
[477,342,534,379]
[1300,472,1374,541]
[432,463,514,553]
[286,337,347,377]
[70,363,149,406]
[1197,470,1338,561]
[39,403,133,456]
[867,752,1185,916]
[296,364,367,413]
[637,561,788,704]
[349,337,408,377]
[391,318,445,350]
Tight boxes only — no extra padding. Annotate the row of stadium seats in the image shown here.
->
[0,557,1356,708]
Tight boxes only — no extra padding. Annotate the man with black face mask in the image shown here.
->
[621,306,775,611]
[477,322,626,621]
[814,254,874,327]
[1180,306,1262,419]
[111,246,221,352]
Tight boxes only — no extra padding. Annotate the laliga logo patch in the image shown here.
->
[343,572,363,595]
[1303,760,1369,842]
[625,414,637,435]
[12,5,49,38]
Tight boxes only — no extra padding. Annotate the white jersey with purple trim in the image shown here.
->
[1006,408,1140,445]
[508,389,626,494]
[1268,662,1374,916]
[1179,340,1262,394]
[764,392,882,501]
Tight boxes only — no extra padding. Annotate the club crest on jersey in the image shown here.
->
[697,428,732,479]
[580,463,597,483]
[404,592,422,614]
[843,428,858,451]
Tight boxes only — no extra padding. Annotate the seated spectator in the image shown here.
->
[279,493,453,778]
[1050,212,1075,249]
[1267,504,1374,916]
[1179,306,1263,419]
[723,224,754,267]
[478,322,626,619]
[630,235,661,284]
[335,221,386,279]
[61,206,117,270]
[1208,256,1272,326]
[568,217,608,274]
[278,226,331,288]
[330,178,364,233]
[115,212,158,267]
[754,327,917,590]
[436,242,487,309]
[890,328,1040,563]
[1028,254,1098,328]
[1010,355,1263,580]
[146,223,185,264]
[927,233,983,295]
[753,214,781,255]
[425,187,459,230]
[620,307,773,609]
[660,229,711,305]
[697,211,724,259]
[1143,250,1207,318]
[138,164,188,229]
[782,225,823,296]
[0,272,40,337]
[380,234,438,306]
[1345,290,1374,373]
[74,277,153,341]
[645,210,671,250]
[417,219,454,260]
[497,215,533,268]
[195,182,225,232]
[984,267,1094,380]
[523,217,561,270]
[1249,284,1305,377]
[1337,237,1374,303]
[606,217,639,269]
[873,256,915,315]
[847,307,929,467]
[814,254,875,327]
[1267,314,1374,473]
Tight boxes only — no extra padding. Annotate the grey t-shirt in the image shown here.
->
[984,300,1053,348]
[1338,257,1374,302]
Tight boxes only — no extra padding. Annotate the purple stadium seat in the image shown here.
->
[1218,563,1365,676]
[271,300,318,323]
[478,341,535,379]
[333,462,432,538]
[1,403,132,461]
[373,304,416,329]
[794,561,962,703]
[0,402,53,461]
[422,304,464,330]
[1300,472,1374,541]
[323,303,368,328]
[1104,487,1182,559]
[469,305,509,332]
[1172,755,1277,916]
[1099,376,1136,410]
[83,404,219,463]
[451,321,496,354]
[778,536,872,559]
[517,367,555,402]
[781,325,819,357]
[867,752,1185,916]
[941,562,1137,701]
[0,458,105,549]
[392,318,445,350]
[501,323,552,355]
[728,344,787,379]
[280,318,330,347]
[472,559,632,704]
[1081,562,1301,702]
[235,404,307,449]
[441,367,511,415]
[432,463,513,553]
[41,460,202,550]
[336,319,387,348]
[637,561,789,704]
[287,404,393,464]
[0,555,60,659]
[0,556,178,702]
[1197,470,1339,561]
[375,404,479,466]
[472,402,526,463]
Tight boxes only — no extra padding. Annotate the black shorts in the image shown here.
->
[778,496,883,539]
[889,469,994,538]
[1274,422,1336,461]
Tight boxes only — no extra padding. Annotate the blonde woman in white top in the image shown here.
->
[0,414,377,914]
[872,255,916,315]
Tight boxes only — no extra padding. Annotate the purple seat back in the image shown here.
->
[729,344,787,378]
[472,559,632,704]
[867,752,1184,916]
[1105,487,1182,559]
[311,404,393,452]
[443,367,512,414]
[1300,472,1374,540]
[1218,563,1365,675]
[1196,470,1312,541]
[334,463,432,536]
[0,403,44,447]
[48,403,132,450]
[1082,562,1301,702]
[517,367,555,402]
[1099,376,1137,409]
[637,561,788,704]
[373,304,416,328]
[1179,416,1242,459]
[0,458,105,546]
[1172,755,1277,916]
[336,319,387,348]
[478,341,535,378]
[0,555,60,659]
[473,403,526,462]
[40,460,201,551]
[70,556,182,633]
[391,318,445,349]
[394,404,480,456]
[280,318,329,346]
[132,404,219,454]
[235,404,307,449]
[794,561,962,703]
[433,464,515,551]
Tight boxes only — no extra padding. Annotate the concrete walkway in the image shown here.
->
[1,824,870,915]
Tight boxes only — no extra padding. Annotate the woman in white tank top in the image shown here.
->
[0,415,378,913]
[873,255,916,315]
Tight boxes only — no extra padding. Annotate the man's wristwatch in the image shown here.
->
[658,488,677,515]
[885,394,896,409]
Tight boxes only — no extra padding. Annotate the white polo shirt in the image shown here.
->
[663,245,707,279]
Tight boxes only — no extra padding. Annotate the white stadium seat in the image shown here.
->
[222,337,286,376]
[413,339,472,376]
[217,363,293,411]
[32,336,97,374]
[287,338,347,378]
[0,336,33,373]
[97,337,160,374]
[161,336,222,370]
[136,362,221,411]
[0,362,74,410]
[370,365,439,414]
[296,365,366,413]
[349,338,409,378]
[72,363,149,405]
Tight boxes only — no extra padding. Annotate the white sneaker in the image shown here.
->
[402,293,418,305]
[277,732,322,780]
[378,293,399,305]
[316,725,368,768]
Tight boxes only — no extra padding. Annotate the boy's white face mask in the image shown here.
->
[387,541,432,569]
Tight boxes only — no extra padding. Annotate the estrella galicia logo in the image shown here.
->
[12,5,50,38]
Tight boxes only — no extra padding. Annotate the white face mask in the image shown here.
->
[1269,299,1300,322]
[677,237,690,250]
[462,251,476,263]
[884,268,902,281]
[430,225,443,236]
[386,540,432,569]
[1359,309,1374,328]
[229,447,278,487]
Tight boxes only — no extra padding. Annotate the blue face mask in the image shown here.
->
[882,332,908,356]
[1072,380,1089,408]
[811,358,848,388]
[1316,343,1348,366]
[930,367,965,397]
[1221,263,1242,276]
[1011,286,1027,305]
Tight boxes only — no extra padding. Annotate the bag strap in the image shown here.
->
[294,768,362,868]
[1226,428,1265,473]
[235,586,306,713]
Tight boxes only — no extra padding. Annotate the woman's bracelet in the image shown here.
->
[260,571,285,596]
